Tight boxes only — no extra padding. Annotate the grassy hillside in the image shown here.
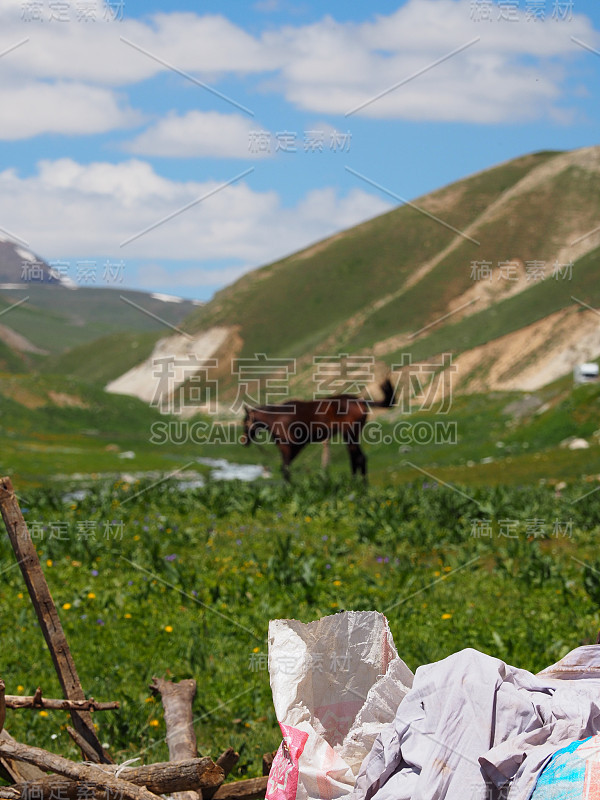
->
[348,160,600,352]
[385,243,600,363]
[0,286,195,356]
[187,151,560,358]
[41,331,162,384]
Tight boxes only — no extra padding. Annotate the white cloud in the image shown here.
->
[0,0,595,134]
[265,0,597,122]
[0,158,391,268]
[0,81,141,139]
[124,111,266,159]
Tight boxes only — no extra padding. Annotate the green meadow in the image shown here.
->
[2,471,600,774]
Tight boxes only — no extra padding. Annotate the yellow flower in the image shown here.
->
[333,580,341,587]
[441,613,453,620]
[17,593,23,600]
[434,570,440,577]
[304,516,312,523]
[39,710,48,717]
[443,566,452,572]
[149,719,159,727]
[87,592,96,600]
[124,613,132,619]
[164,625,173,633]
[252,646,260,653]
[145,697,154,703]
[62,603,72,610]
[133,534,140,541]
[71,561,81,567]
[16,685,24,694]
[46,559,53,567]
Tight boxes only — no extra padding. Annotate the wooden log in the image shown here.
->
[0,731,47,784]
[0,739,161,800]
[212,777,268,800]
[6,696,119,711]
[0,757,225,799]
[216,748,239,780]
[149,677,201,800]
[0,477,112,764]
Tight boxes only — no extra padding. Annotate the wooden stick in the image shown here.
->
[0,739,161,800]
[212,777,268,800]
[0,757,225,799]
[0,681,5,735]
[149,677,201,800]
[66,726,102,764]
[262,752,275,777]
[0,477,112,764]
[6,695,119,711]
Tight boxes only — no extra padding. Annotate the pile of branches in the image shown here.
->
[0,478,272,800]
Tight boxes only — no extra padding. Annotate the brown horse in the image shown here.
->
[241,379,395,481]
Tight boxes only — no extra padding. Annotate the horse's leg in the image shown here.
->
[347,443,367,480]
[278,443,293,482]
[321,440,330,470]
[279,443,305,482]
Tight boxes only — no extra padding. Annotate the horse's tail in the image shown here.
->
[366,377,396,408]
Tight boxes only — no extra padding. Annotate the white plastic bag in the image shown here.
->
[266,611,413,800]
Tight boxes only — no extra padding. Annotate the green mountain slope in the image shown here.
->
[187,151,561,358]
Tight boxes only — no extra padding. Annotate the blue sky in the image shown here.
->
[0,0,599,299]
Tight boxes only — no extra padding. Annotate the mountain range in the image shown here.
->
[1,145,599,414]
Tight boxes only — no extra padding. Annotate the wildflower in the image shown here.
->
[16,685,24,694]
[91,569,99,577]
[62,603,71,610]
[46,559,53,567]
[124,613,132,619]
[149,719,159,727]
[96,618,105,626]
[87,592,96,600]
[164,625,173,633]
[252,646,260,653]
[39,710,48,717]
[305,516,312,523]
[333,580,341,587]
[165,554,177,562]
[17,593,23,599]
[441,613,453,620]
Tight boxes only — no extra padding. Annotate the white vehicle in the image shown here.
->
[574,362,600,384]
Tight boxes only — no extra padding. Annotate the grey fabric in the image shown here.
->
[351,646,600,800]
